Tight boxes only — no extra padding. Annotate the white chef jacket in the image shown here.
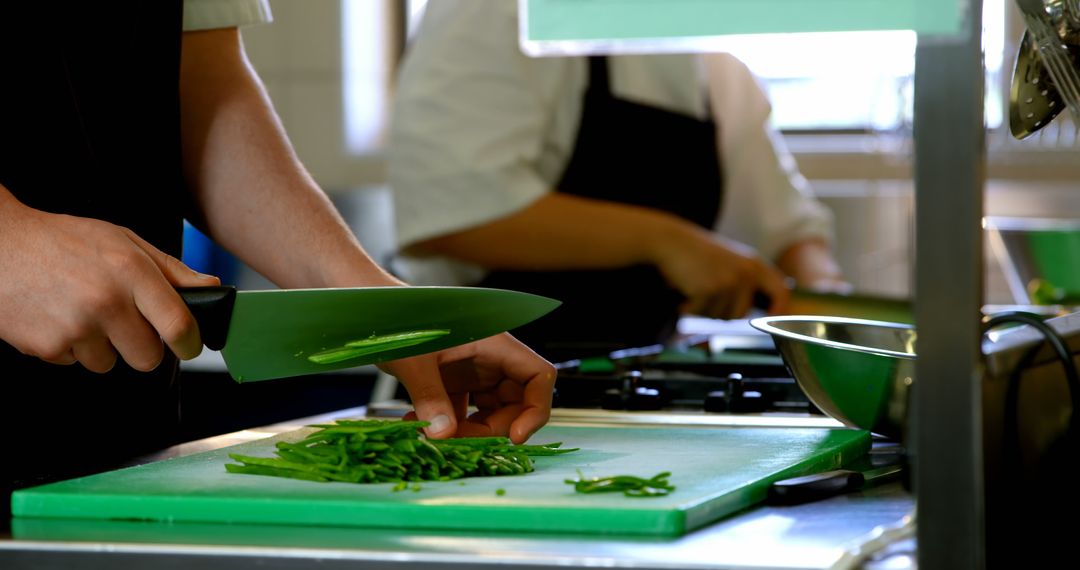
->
[184,0,272,31]
[388,0,834,286]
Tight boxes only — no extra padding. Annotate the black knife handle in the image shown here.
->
[766,469,865,505]
[178,286,237,351]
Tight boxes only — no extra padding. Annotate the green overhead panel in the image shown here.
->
[520,0,965,55]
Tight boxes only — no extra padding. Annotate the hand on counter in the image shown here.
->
[775,238,852,295]
[652,225,792,319]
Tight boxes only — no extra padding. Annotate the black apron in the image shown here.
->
[0,0,187,509]
[478,57,723,362]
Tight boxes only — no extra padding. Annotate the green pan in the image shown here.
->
[787,289,914,324]
[178,286,560,382]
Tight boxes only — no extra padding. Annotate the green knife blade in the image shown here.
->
[179,286,561,382]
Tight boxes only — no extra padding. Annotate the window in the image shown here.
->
[406,0,429,39]
[702,0,1006,132]
[411,1,1006,132]
[343,0,394,155]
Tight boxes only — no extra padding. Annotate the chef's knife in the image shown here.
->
[766,464,904,505]
[179,286,561,382]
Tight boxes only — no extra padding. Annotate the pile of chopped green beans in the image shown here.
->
[225,419,577,484]
[564,471,675,497]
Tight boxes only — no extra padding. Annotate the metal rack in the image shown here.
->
[912,3,986,568]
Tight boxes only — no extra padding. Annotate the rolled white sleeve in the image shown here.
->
[389,0,560,253]
[706,54,835,261]
[183,0,273,31]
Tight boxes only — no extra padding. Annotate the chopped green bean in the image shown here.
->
[564,470,675,498]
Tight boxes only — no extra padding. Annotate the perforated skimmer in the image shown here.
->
[1011,0,1080,139]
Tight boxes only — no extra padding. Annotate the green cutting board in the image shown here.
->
[12,425,869,537]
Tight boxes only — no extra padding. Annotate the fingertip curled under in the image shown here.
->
[128,352,166,372]
[80,358,117,374]
[510,422,538,445]
[172,342,204,362]
[194,272,221,286]
[423,414,454,438]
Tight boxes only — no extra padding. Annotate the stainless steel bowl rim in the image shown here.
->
[984,215,1080,232]
[750,315,917,360]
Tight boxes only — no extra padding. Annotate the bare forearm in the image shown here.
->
[413,193,693,271]
[179,29,396,289]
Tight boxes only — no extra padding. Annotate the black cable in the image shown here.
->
[982,311,1080,486]
[982,312,1080,566]
[983,311,1080,428]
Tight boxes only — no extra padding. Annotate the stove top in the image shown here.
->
[368,322,832,427]
[550,335,823,417]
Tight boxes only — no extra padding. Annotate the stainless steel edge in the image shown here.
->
[913,1,987,568]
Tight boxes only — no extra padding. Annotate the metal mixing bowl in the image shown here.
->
[750,315,916,439]
[985,216,1080,305]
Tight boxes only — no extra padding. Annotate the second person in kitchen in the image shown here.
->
[387,1,848,361]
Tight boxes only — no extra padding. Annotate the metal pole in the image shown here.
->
[912,0,986,568]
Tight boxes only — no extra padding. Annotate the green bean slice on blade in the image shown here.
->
[307,330,451,365]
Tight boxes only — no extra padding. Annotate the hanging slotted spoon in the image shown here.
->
[1009,29,1078,139]
[1011,0,1080,138]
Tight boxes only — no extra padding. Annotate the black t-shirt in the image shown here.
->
[0,0,190,502]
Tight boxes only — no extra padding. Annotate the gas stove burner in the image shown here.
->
[551,341,822,416]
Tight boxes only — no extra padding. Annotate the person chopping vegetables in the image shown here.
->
[0,0,555,519]
[388,1,848,361]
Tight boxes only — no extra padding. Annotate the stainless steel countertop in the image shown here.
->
[0,408,916,570]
